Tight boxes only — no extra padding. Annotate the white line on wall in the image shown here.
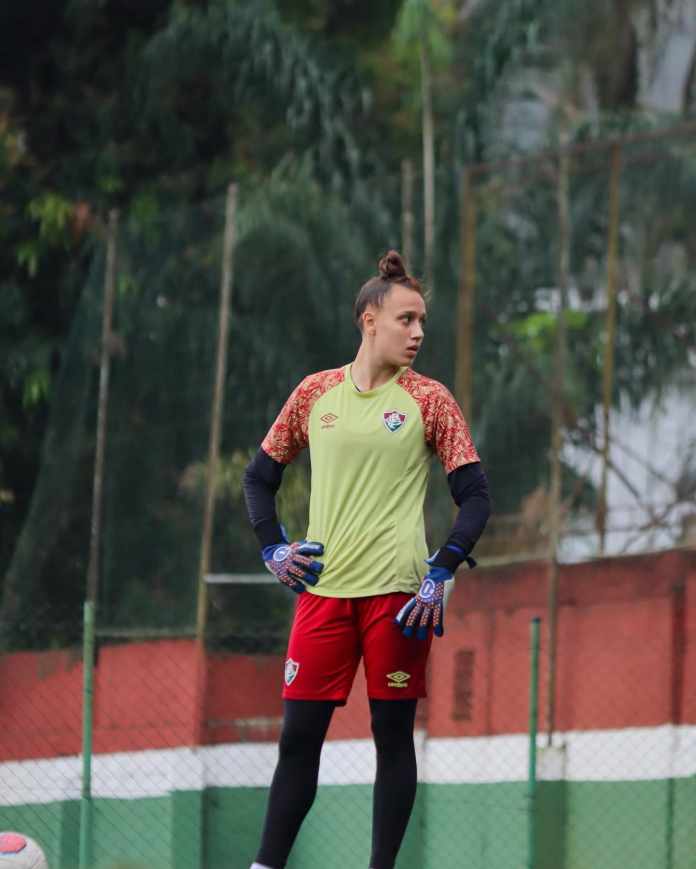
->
[0,725,694,806]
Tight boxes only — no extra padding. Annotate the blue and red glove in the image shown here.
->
[262,538,324,594]
[396,548,465,639]
[395,566,452,639]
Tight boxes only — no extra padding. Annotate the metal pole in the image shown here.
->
[195,183,238,643]
[80,208,118,869]
[85,209,118,605]
[546,142,570,745]
[597,143,622,554]
[401,159,415,271]
[528,617,541,869]
[420,39,435,293]
[79,601,95,869]
[455,167,476,423]
[192,184,238,757]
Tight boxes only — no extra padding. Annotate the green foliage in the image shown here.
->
[454,0,550,158]
[508,310,589,353]
[16,194,75,277]
[138,0,372,191]
[2,0,696,647]
[21,365,51,410]
[393,0,453,66]
[27,193,74,245]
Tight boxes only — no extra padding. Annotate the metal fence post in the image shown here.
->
[80,208,119,869]
[597,142,622,553]
[528,616,541,869]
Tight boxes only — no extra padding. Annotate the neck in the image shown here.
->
[351,343,400,392]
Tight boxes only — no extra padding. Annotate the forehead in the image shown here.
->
[383,284,426,315]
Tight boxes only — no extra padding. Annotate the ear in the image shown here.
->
[362,308,377,337]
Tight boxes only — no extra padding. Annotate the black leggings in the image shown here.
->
[256,698,418,869]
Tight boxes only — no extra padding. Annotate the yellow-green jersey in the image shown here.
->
[261,364,479,598]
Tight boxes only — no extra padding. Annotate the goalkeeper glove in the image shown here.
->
[395,554,456,639]
[262,537,324,594]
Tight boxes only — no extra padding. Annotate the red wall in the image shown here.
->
[427,548,695,738]
[1,548,694,761]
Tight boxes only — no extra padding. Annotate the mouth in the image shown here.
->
[405,345,420,357]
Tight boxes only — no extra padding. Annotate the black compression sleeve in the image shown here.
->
[242,448,287,549]
[429,462,492,572]
[256,700,336,868]
[369,699,418,869]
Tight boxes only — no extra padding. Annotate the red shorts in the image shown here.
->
[282,592,432,703]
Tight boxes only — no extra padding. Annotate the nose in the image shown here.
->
[412,321,424,341]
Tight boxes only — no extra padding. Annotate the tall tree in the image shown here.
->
[393,0,453,291]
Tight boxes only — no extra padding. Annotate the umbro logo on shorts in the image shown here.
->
[386,670,411,688]
[383,410,406,433]
[320,412,338,429]
[285,658,300,686]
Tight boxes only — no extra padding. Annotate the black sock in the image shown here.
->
[369,699,418,869]
[256,699,336,868]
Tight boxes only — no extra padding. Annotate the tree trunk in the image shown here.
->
[401,158,415,270]
[546,138,570,744]
[420,39,435,293]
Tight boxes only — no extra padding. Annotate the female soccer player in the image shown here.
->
[243,250,490,869]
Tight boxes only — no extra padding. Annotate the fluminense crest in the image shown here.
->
[284,658,300,686]
[383,410,406,433]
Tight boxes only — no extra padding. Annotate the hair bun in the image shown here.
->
[378,250,407,281]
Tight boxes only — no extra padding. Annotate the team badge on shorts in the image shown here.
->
[284,658,300,686]
[383,410,407,433]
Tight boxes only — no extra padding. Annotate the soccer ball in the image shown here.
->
[0,833,48,868]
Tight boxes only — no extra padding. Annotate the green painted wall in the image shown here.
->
[672,777,696,869]
[535,780,566,869]
[420,782,528,868]
[205,788,270,869]
[91,797,174,869]
[1,779,694,869]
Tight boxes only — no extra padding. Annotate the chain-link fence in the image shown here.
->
[2,551,695,869]
[464,123,696,565]
[1,124,696,867]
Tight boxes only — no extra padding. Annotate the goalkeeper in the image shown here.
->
[243,250,490,869]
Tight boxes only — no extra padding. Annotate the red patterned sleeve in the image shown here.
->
[397,370,479,474]
[261,368,345,464]
[260,382,309,464]
[431,385,479,474]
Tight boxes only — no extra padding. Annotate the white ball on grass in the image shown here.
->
[0,833,48,869]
